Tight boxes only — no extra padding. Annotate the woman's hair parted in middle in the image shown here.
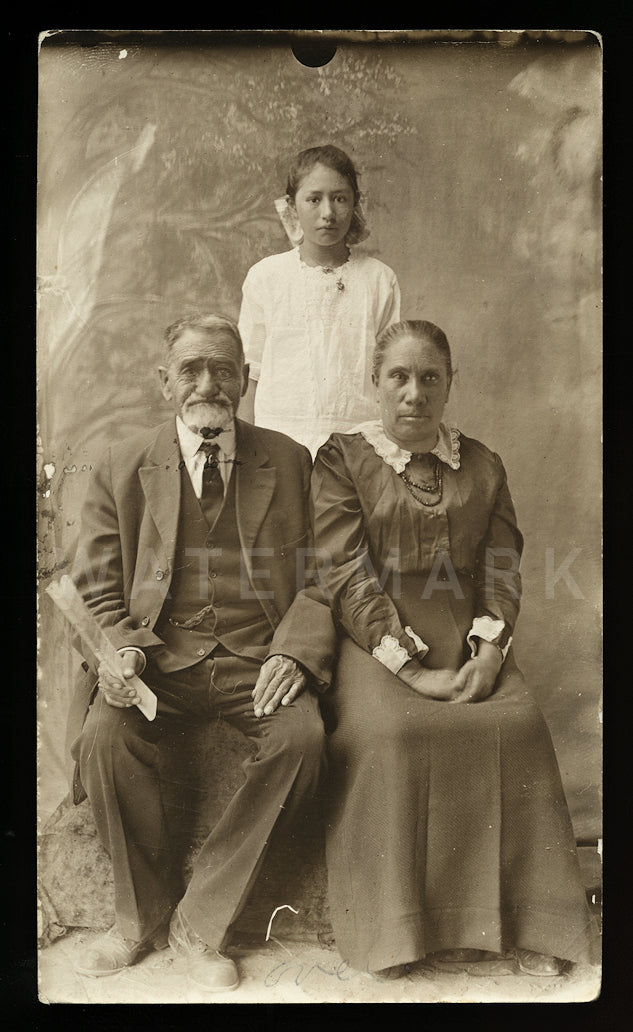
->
[373,320,453,384]
[285,145,361,205]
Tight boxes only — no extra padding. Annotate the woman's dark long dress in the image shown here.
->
[311,428,598,974]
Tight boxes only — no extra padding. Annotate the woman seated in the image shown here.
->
[310,319,598,979]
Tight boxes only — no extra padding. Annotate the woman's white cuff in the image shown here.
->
[372,627,429,674]
[404,625,429,659]
[467,616,510,661]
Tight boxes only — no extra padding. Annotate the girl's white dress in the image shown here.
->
[238,247,401,456]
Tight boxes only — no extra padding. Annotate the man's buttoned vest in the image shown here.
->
[153,463,271,672]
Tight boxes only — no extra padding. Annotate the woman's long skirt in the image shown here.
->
[323,637,598,974]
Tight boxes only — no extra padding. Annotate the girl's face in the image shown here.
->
[292,163,355,249]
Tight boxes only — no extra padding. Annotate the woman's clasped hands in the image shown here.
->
[399,640,503,704]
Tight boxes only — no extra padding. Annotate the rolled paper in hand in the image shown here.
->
[46,575,157,721]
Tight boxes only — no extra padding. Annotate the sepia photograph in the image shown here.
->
[35,28,602,1005]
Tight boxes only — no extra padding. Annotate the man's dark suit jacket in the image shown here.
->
[66,416,336,800]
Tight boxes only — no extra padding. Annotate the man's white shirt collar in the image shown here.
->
[176,416,237,497]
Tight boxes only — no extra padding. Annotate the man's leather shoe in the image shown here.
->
[515,949,563,976]
[75,924,169,977]
[168,906,240,992]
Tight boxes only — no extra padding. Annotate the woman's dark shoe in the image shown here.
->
[363,963,409,981]
[428,948,516,976]
[515,949,563,976]
[431,949,501,964]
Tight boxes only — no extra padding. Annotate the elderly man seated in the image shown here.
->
[66,313,335,992]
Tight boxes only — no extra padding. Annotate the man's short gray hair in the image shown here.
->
[164,314,244,363]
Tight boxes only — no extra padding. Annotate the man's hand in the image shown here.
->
[450,642,503,704]
[98,649,145,708]
[252,655,307,717]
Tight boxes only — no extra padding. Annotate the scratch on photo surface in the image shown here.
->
[266,905,299,954]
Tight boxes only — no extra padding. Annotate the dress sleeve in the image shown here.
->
[311,439,428,672]
[238,264,267,382]
[375,268,401,336]
[467,453,524,660]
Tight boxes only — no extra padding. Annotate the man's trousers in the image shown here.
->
[72,648,326,948]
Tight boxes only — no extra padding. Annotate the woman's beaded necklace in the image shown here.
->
[399,454,443,506]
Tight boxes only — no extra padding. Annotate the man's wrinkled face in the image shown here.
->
[159,328,249,433]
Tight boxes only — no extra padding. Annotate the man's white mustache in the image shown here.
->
[187,396,229,405]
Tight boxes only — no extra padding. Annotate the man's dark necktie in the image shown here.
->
[199,442,224,529]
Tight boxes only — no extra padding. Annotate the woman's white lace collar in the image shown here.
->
[350,420,461,473]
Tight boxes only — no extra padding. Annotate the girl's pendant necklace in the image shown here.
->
[320,265,347,291]
[301,245,350,291]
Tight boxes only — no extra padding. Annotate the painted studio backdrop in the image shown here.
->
[37,34,602,848]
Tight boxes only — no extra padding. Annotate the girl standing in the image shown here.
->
[238,145,401,456]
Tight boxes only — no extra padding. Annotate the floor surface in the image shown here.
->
[37,929,601,1005]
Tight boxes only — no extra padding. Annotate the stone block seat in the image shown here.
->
[37,719,334,949]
